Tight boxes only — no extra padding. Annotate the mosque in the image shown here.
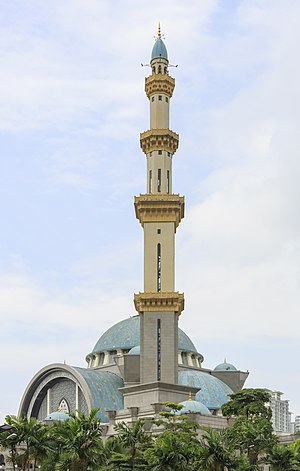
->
[18,26,249,432]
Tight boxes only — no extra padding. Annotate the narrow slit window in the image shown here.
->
[158,95,162,101]
[158,169,161,192]
[167,170,170,194]
[165,96,169,103]
[158,150,162,155]
[151,96,154,102]
[157,243,161,292]
[149,170,152,193]
[157,319,161,381]
[158,65,162,73]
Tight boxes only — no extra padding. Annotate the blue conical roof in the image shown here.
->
[151,37,168,60]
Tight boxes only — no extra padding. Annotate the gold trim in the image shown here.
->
[134,194,184,229]
[145,74,175,98]
[134,292,184,314]
[140,129,179,155]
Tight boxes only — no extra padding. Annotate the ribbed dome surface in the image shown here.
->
[178,369,233,409]
[89,316,198,355]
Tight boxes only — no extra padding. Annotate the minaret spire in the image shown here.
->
[134,29,184,385]
[157,21,161,38]
[121,27,197,411]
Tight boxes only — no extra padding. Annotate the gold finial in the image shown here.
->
[188,391,193,401]
[157,22,161,38]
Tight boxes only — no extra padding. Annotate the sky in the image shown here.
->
[1,0,300,423]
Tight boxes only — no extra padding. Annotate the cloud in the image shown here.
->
[1,0,300,421]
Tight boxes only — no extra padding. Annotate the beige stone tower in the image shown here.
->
[134,25,184,385]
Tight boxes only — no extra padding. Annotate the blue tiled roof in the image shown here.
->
[176,399,212,416]
[90,316,198,355]
[178,369,233,410]
[128,345,140,355]
[45,411,70,421]
[214,362,237,372]
[151,37,168,60]
[74,367,124,423]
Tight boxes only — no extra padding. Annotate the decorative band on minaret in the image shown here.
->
[134,26,184,385]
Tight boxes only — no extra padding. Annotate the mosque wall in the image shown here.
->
[78,387,89,414]
[51,379,76,412]
[37,395,47,421]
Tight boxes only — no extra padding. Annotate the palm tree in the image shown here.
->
[195,427,238,471]
[53,409,107,471]
[111,419,152,470]
[262,443,299,470]
[145,429,194,471]
[3,415,49,470]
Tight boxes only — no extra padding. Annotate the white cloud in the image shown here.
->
[1,0,300,420]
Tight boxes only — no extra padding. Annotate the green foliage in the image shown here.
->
[0,415,51,470]
[145,429,196,471]
[51,408,106,471]
[109,419,152,470]
[195,426,240,471]
[262,443,300,470]
[225,415,276,465]
[1,393,298,471]
[222,388,272,419]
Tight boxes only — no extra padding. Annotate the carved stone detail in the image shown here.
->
[134,292,184,314]
[140,129,179,155]
[145,74,175,98]
[134,194,184,229]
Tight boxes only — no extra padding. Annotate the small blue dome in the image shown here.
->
[90,316,198,355]
[45,411,70,421]
[214,362,237,372]
[178,369,233,409]
[128,345,140,355]
[151,37,168,60]
[176,399,212,416]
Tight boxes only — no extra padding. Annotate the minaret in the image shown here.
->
[134,25,184,385]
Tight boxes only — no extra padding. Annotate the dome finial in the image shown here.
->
[224,357,227,364]
[157,21,161,38]
[188,391,193,401]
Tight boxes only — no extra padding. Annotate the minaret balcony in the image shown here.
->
[140,129,179,155]
[134,291,184,314]
[145,74,175,98]
[134,194,184,229]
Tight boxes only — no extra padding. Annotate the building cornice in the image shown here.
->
[134,291,184,314]
[140,129,179,155]
[145,74,175,98]
[134,193,184,229]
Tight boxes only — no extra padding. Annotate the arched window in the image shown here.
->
[109,350,117,362]
[158,65,162,73]
[152,66,155,73]
[181,352,188,366]
[58,398,70,413]
[99,352,105,365]
[164,66,167,74]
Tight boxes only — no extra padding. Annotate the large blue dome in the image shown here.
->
[90,316,197,355]
[178,369,233,409]
[151,37,168,60]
